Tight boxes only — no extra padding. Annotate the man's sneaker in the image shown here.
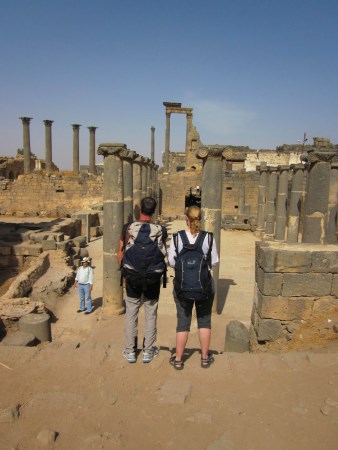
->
[142,347,159,363]
[123,351,136,363]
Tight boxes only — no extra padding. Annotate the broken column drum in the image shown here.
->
[196,146,224,313]
[19,117,32,175]
[19,313,51,342]
[43,120,53,173]
[72,124,81,175]
[97,143,125,315]
[274,165,290,241]
[301,147,338,244]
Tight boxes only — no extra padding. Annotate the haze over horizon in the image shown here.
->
[1,0,337,170]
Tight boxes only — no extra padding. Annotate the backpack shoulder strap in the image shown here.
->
[195,230,207,249]
[206,232,213,262]
[178,230,189,246]
[122,222,132,250]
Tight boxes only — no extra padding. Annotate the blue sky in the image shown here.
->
[1,0,337,169]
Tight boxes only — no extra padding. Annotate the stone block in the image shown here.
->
[224,320,249,352]
[0,255,24,267]
[2,330,36,346]
[257,292,314,320]
[256,319,282,342]
[311,251,338,273]
[12,243,43,256]
[312,296,338,316]
[332,275,338,297]
[256,244,312,273]
[256,268,283,295]
[41,240,57,251]
[282,273,332,296]
[0,244,11,256]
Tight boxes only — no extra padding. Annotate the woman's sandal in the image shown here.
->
[201,354,214,369]
[170,356,184,371]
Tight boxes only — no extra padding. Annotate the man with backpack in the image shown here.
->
[118,197,167,364]
[167,205,219,370]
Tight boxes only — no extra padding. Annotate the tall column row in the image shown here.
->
[97,142,160,315]
[255,145,338,244]
[19,118,98,175]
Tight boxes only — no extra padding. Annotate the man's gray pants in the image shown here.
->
[124,295,158,354]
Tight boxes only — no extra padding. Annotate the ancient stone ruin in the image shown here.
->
[0,104,336,352]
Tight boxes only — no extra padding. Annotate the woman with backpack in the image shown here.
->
[167,205,219,370]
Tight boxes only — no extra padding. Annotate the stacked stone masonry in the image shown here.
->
[252,241,338,347]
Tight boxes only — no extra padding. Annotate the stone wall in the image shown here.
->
[245,148,303,172]
[223,172,260,215]
[0,173,103,217]
[251,241,338,349]
[159,169,202,217]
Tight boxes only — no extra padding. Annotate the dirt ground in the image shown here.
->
[0,224,338,450]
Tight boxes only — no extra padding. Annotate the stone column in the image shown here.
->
[19,117,32,174]
[301,148,338,244]
[141,158,148,198]
[256,163,268,233]
[97,143,125,315]
[72,124,81,175]
[274,165,290,241]
[238,172,245,215]
[164,112,170,172]
[147,160,153,197]
[185,112,193,154]
[133,155,143,219]
[265,166,278,237]
[43,120,53,173]
[151,126,155,162]
[327,161,338,243]
[286,164,305,244]
[88,126,98,175]
[121,149,136,224]
[196,146,223,313]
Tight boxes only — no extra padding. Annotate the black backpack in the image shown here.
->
[173,230,213,302]
[121,222,167,288]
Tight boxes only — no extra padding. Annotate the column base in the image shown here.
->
[101,305,125,318]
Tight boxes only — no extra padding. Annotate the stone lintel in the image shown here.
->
[163,102,182,108]
[97,143,127,157]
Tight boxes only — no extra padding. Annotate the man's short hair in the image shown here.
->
[140,197,157,216]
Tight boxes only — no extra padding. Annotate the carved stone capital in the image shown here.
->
[196,146,225,160]
[87,126,98,132]
[277,165,290,172]
[290,163,305,171]
[120,149,137,161]
[19,117,32,124]
[300,148,338,164]
[134,155,144,164]
[43,120,54,127]
[268,166,278,173]
[97,143,127,157]
[71,124,81,130]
